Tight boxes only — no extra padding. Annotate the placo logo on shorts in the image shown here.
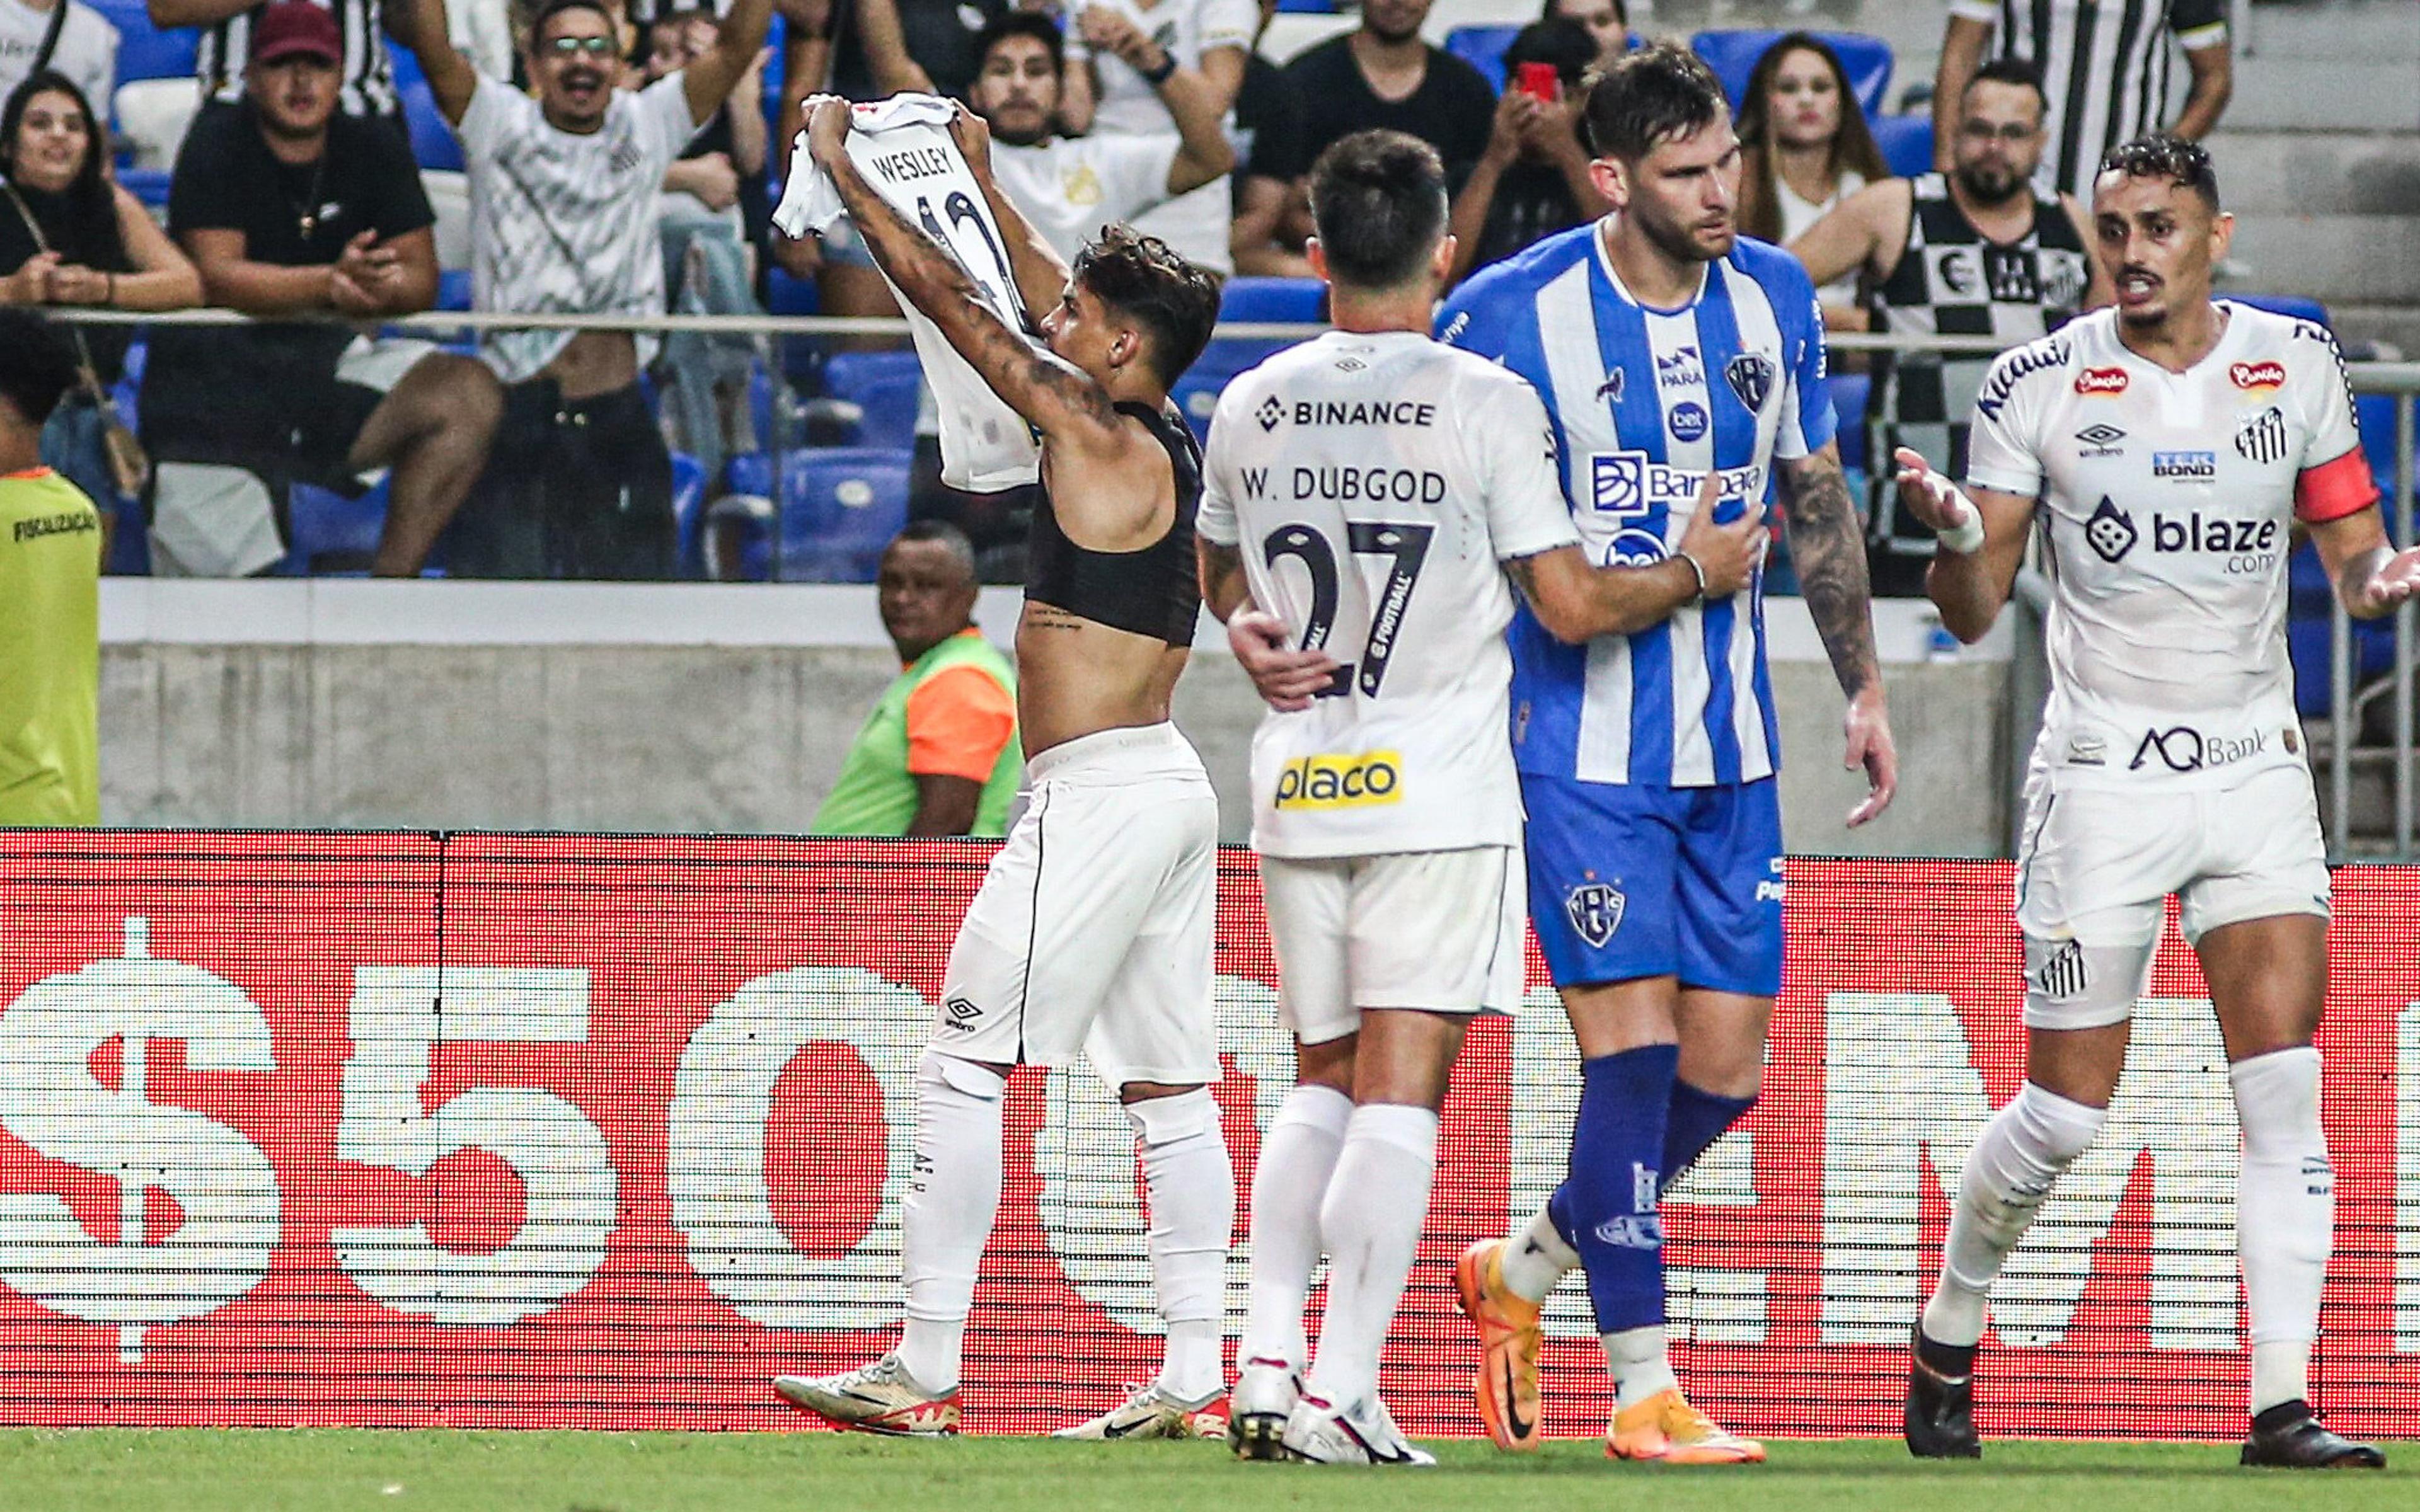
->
[1272,752,1402,810]
[1587,450,1763,521]
[2074,367,2129,396]
[2230,360,2287,393]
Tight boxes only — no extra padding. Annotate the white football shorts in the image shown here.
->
[1259,845,1527,1046]
[2014,762,2331,1030]
[935,722,1220,1086]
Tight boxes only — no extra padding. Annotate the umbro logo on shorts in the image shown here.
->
[1564,883,1625,949]
[942,996,982,1028]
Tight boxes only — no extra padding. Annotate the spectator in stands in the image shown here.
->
[395,0,773,579]
[1790,57,2106,597]
[1544,0,1629,69]
[1444,17,1599,283]
[2,71,201,525]
[1934,0,2229,205]
[1062,0,1252,276]
[810,520,1022,837]
[153,0,402,122]
[769,0,1003,323]
[1734,33,1887,325]
[643,5,769,481]
[1284,0,1494,201]
[897,11,1228,576]
[0,0,115,120]
[1227,0,1309,277]
[0,307,100,827]
[141,4,499,576]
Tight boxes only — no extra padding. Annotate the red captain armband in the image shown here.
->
[2295,447,2381,525]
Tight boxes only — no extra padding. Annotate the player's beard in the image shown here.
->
[1636,205,1732,266]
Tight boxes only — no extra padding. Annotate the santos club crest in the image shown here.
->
[1725,353,1775,414]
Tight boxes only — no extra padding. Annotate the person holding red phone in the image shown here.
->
[1446,18,1606,282]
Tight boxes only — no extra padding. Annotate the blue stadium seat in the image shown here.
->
[1870,113,1933,179]
[819,350,922,450]
[1220,276,1323,325]
[389,47,465,172]
[725,447,912,581]
[118,167,171,209]
[1828,372,1870,474]
[435,268,473,311]
[1443,25,1522,91]
[1691,30,1893,118]
[282,479,389,575]
[1274,0,1337,11]
[1170,367,1226,440]
[766,268,819,316]
[91,0,198,84]
[2286,542,2397,716]
[671,450,707,577]
[2221,293,2330,328]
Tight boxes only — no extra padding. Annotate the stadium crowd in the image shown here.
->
[0,0,2237,582]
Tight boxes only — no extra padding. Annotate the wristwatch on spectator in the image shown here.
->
[1139,49,1177,86]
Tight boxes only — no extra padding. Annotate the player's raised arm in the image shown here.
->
[803,98,1131,456]
[948,104,1075,324]
[684,0,778,130]
[1894,447,2034,640]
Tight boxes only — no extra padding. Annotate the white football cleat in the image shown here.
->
[1279,1391,1436,1467]
[1227,1356,1301,1460]
[1051,1382,1229,1441]
[773,1354,960,1437]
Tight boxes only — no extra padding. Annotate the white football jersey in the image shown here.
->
[1966,303,2380,790]
[1199,330,1581,858]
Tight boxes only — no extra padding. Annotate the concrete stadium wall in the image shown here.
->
[98,581,2017,856]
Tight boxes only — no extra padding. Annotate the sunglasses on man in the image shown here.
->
[543,35,619,57]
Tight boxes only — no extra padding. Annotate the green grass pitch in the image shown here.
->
[3,1431,2411,1512]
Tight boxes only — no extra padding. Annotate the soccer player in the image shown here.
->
[773,98,1236,1441]
[1435,42,1896,1463]
[1891,134,2406,1469]
[1199,129,1766,1465]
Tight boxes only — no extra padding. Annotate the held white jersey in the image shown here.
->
[1199,330,1581,859]
[1966,302,2380,790]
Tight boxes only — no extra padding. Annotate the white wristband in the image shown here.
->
[1933,486,1987,556]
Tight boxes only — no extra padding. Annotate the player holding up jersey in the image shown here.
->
[775,98,1236,1442]
[1893,134,2408,1469]
[1200,129,1767,1466]
[1437,42,1895,1463]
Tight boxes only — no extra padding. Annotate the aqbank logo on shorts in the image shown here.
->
[1271,751,1403,810]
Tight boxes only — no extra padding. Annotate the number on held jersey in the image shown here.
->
[1261,520,1436,697]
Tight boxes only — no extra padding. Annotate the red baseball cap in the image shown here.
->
[250,1,343,66]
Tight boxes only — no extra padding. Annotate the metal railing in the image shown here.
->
[46,308,2420,857]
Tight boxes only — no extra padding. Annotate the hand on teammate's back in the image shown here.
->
[1228,608,1339,713]
[1674,469,1765,598]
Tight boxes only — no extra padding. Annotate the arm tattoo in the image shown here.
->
[1779,453,1882,698]
[1201,541,1250,614]
[830,155,1118,432]
[1502,556,1539,601]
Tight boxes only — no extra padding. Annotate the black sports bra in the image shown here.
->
[1024,400,1202,645]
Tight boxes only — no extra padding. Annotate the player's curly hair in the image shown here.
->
[1071,225,1224,389]
[2098,133,2221,211]
[1582,38,1727,161]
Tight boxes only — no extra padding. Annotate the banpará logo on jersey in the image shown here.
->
[1656,345,1703,389]
[2152,450,2216,481]
[2085,497,2138,562]
[2235,406,2289,464]
[1669,402,1709,442]
[2075,366,2129,397]
[1724,353,1775,413]
[2128,724,2267,774]
[1564,882,1625,948]
[1974,336,2071,419]
[1272,751,1403,810]
[1255,395,1286,432]
[2074,423,2128,457]
[1587,450,1763,521]
[2230,360,2287,394]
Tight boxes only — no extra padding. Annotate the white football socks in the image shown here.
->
[1501,1200,1580,1304]
[1921,1080,2107,1349]
[1305,1103,1439,1410]
[1602,1324,1678,1409]
[1238,1082,1353,1372]
[2231,1046,2332,1416]
[1127,1089,1237,1403]
[897,1051,1007,1394]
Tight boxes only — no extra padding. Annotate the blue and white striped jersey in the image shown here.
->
[1438,226,1835,788]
